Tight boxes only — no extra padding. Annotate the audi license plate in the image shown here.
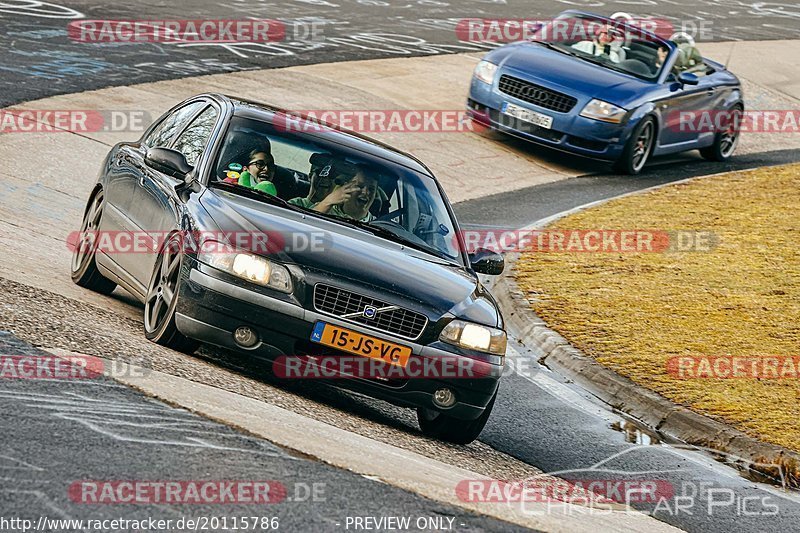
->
[501,102,553,129]
[310,321,411,368]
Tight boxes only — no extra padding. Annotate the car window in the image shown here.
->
[271,137,315,171]
[211,116,463,264]
[144,101,205,149]
[173,106,219,167]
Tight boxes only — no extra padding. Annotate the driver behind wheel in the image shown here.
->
[313,165,378,222]
[571,25,623,63]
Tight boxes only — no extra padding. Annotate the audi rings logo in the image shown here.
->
[520,86,550,103]
[362,305,378,320]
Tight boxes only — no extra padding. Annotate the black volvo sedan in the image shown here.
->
[70,94,506,444]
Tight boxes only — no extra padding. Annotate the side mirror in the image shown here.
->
[469,248,504,275]
[678,72,699,86]
[145,147,192,178]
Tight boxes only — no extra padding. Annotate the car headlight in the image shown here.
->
[474,60,498,85]
[580,99,628,123]
[440,319,507,355]
[198,241,292,293]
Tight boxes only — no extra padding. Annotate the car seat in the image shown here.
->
[619,58,652,76]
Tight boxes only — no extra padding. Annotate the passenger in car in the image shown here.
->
[238,149,278,196]
[572,26,622,63]
[653,45,686,78]
[313,167,379,222]
[675,42,706,73]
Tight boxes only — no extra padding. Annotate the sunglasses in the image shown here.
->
[248,160,270,169]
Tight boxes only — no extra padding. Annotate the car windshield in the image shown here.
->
[532,14,668,81]
[210,115,463,264]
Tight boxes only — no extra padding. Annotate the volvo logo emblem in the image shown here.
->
[342,304,400,321]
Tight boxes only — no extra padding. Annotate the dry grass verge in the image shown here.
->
[515,164,800,459]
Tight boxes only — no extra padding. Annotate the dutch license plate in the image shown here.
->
[310,321,411,368]
[502,102,553,129]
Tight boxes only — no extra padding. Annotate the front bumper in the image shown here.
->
[467,75,633,161]
[175,262,501,420]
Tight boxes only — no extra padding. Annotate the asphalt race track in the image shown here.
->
[2,1,800,532]
[2,0,800,107]
[454,148,800,229]
[0,332,519,532]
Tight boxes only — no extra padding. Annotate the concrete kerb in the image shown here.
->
[45,348,681,533]
[489,164,800,487]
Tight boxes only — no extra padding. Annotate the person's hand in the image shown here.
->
[314,181,359,213]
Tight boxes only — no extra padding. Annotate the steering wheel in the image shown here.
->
[370,218,433,247]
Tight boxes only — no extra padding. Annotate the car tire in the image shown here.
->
[700,105,742,162]
[613,116,656,175]
[70,189,117,295]
[143,233,199,354]
[417,389,497,445]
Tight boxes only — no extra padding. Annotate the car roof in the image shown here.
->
[205,94,435,177]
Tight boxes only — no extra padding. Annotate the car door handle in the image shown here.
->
[706,88,716,96]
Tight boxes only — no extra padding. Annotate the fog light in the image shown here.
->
[433,388,456,408]
[233,326,258,348]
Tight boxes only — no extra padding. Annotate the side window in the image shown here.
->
[173,106,219,167]
[144,101,205,148]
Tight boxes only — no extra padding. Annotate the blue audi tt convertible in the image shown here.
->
[466,11,744,174]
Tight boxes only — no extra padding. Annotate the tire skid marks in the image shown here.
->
[0,386,292,457]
